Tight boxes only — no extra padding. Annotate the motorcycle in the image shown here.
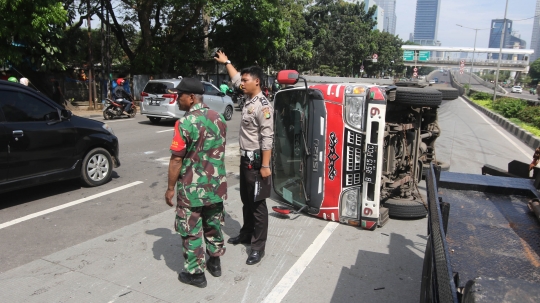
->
[228,89,246,110]
[103,98,137,119]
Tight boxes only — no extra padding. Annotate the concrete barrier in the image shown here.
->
[461,96,540,150]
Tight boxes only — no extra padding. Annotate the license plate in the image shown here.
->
[148,99,160,106]
[364,143,378,184]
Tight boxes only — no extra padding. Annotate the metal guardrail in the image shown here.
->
[420,165,459,303]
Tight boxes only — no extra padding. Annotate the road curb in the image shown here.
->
[461,96,540,150]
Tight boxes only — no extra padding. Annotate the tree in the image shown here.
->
[0,0,68,70]
[305,0,377,76]
[529,58,540,85]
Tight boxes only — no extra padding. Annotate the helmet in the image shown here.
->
[7,76,17,82]
[116,78,124,85]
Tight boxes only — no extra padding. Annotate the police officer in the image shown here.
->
[215,50,273,265]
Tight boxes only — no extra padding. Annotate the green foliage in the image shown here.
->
[529,58,540,85]
[470,91,493,100]
[0,0,67,70]
[492,97,526,118]
[517,106,540,127]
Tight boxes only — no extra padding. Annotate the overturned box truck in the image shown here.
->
[271,70,453,230]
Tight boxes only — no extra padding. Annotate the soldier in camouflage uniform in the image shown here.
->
[164,78,228,288]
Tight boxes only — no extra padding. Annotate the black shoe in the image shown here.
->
[178,272,207,288]
[246,250,265,265]
[207,256,221,277]
[227,234,251,245]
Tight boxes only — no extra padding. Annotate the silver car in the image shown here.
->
[140,79,234,124]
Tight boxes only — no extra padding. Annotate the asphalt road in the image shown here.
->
[0,91,536,302]
[453,71,539,102]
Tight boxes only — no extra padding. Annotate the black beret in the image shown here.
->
[177,78,204,94]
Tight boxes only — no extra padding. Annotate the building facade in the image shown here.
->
[374,0,397,35]
[364,0,384,32]
[489,20,527,60]
[413,0,441,46]
[531,0,540,62]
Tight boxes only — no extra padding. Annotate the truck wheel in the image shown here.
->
[436,87,459,100]
[384,196,427,218]
[395,87,442,107]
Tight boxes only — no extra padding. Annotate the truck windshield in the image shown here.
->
[273,89,309,206]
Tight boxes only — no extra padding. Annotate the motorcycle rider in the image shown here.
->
[114,78,133,115]
[220,81,232,95]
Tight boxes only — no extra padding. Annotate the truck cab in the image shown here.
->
[272,70,443,230]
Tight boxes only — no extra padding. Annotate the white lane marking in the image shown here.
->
[261,222,339,303]
[460,97,531,159]
[0,181,144,230]
[156,129,174,133]
[103,119,135,123]
[144,151,155,154]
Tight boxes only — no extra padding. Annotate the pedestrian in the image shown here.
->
[19,78,29,86]
[214,50,273,265]
[52,81,65,106]
[219,81,232,94]
[164,77,228,288]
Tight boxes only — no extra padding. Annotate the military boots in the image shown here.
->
[178,272,207,288]
[207,256,222,277]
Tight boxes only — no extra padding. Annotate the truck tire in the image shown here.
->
[395,87,442,107]
[384,196,428,218]
[436,87,459,100]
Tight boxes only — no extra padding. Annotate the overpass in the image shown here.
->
[401,45,534,72]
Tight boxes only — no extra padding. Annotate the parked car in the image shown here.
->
[0,81,120,194]
[511,86,522,93]
[140,79,234,124]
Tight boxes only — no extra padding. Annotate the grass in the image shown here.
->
[470,97,540,137]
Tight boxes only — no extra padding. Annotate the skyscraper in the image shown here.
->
[364,0,385,32]
[488,19,526,60]
[531,0,540,62]
[374,0,397,35]
[412,0,441,46]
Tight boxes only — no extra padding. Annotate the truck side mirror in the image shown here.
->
[277,70,300,85]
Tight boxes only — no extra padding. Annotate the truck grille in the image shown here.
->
[343,129,364,187]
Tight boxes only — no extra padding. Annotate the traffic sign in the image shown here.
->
[372,59,378,63]
[460,59,465,64]
[413,72,418,77]
[418,51,430,61]
[413,67,418,72]
[459,71,464,74]
[360,65,364,69]
[403,50,414,61]
[373,54,378,59]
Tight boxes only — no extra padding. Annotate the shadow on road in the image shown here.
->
[0,171,120,210]
[330,232,425,303]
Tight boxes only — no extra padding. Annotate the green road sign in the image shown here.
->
[403,50,414,61]
[418,51,430,61]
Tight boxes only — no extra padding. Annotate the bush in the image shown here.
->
[518,106,540,125]
[470,91,493,100]
[492,97,526,118]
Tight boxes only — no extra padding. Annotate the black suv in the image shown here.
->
[0,81,120,193]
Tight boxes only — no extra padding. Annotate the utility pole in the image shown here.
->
[493,0,509,105]
[100,0,104,108]
[87,0,95,110]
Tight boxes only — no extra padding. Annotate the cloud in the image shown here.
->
[396,0,536,48]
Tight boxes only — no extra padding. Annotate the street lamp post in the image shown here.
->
[493,0,510,105]
[456,24,491,94]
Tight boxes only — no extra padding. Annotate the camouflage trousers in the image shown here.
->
[175,202,226,274]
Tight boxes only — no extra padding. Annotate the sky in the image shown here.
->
[395,0,537,49]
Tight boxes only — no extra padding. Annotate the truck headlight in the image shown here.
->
[345,96,365,131]
[341,188,360,218]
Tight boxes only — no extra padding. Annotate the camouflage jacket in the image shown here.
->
[170,103,228,207]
